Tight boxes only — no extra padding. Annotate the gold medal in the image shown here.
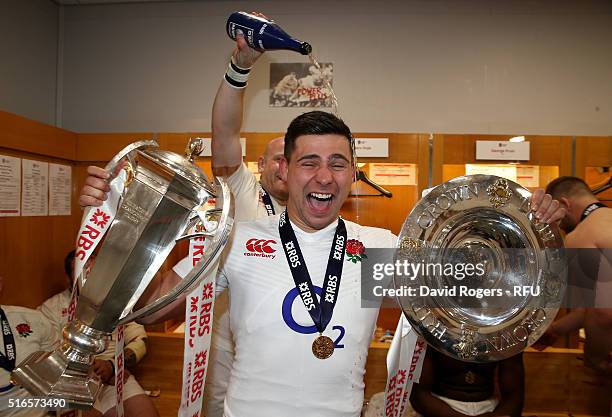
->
[312,335,334,359]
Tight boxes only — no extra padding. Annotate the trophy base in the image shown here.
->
[11,350,102,409]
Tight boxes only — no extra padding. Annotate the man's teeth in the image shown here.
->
[310,193,332,201]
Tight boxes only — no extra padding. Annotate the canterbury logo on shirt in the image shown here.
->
[244,238,277,258]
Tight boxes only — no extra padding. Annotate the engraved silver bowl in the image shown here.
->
[395,175,566,362]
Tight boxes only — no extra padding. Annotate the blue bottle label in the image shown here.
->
[228,22,255,46]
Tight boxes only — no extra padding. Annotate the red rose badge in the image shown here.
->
[346,239,367,263]
[16,323,32,337]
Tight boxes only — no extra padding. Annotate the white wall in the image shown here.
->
[60,0,612,135]
[0,0,59,126]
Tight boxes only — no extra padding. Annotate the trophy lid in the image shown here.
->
[137,148,215,196]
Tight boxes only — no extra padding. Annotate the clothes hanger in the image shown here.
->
[350,169,392,198]
[592,176,611,195]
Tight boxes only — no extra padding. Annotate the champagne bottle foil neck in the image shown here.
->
[300,42,313,55]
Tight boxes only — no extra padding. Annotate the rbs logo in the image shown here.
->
[244,238,277,258]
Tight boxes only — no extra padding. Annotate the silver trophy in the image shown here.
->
[396,175,566,362]
[11,139,234,407]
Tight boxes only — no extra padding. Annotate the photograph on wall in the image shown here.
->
[269,62,334,108]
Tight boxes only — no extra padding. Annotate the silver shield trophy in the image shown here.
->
[11,139,234,407]
[396,175,566,362]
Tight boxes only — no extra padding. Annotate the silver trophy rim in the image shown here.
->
[395,174,566,362]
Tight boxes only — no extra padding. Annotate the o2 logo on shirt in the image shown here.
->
[281,286,346,349]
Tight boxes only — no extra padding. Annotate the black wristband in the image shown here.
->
[230,60,250,75]
[224,73,247,88]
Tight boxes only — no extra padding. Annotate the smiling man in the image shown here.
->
[280,113,354,231]
[213,111,396,417]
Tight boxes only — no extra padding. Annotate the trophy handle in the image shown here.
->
[104,139,159,178]
[117,176,234,324]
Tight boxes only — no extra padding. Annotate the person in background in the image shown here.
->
[0,275,58,417]
[410,350,524,417]
[39,250,159,417]
[534,176,612,415]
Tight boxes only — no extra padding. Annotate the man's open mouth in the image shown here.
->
[307,192,334,211]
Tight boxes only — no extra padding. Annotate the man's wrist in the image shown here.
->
[224,57,251,88]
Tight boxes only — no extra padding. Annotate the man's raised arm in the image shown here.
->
[211,33,262,176]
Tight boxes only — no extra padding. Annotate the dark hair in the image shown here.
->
[545,176,593,199]
[284,111,353,161]
[64,249,76,278]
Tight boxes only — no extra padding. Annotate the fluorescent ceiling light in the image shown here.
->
[509,136,525,143]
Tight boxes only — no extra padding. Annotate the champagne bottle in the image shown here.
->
[226,11,312,55]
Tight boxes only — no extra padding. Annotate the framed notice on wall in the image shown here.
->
[369,163,416,185]
[465,164,517,182]
[465,164,541,188]
[516,165,540,188]
[49,163,72,216]
[0,155,21,217]
[21,159,49,216]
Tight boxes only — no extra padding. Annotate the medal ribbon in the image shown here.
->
[260,186,276,216]
[115,324,125,417]
[384,315,427,417]
[0,308,16,372]
[278,210,346,334]
[179,219,216,417]
[580,202,606,222]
